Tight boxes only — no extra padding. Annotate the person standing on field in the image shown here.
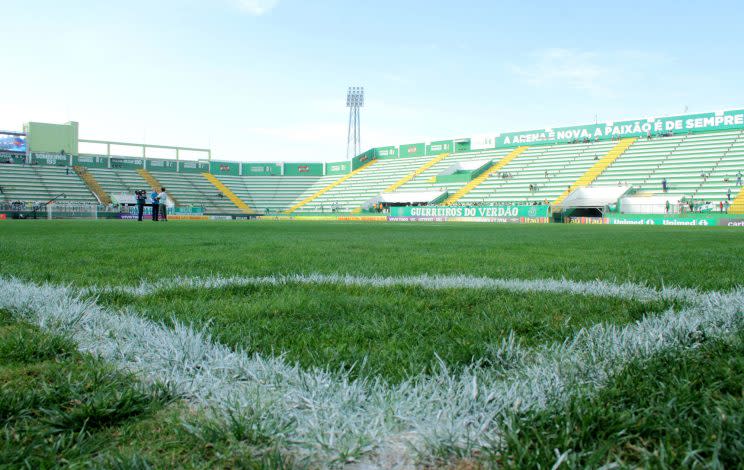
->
[136,190,146,221]
[158,187,168,222]
[150,189,159,221]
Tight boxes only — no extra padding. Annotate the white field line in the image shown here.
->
[1,276,742,468]
[82,272,703,304]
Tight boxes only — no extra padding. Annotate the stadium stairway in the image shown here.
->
[393,148,513,196]
[384,153,450,193]
[553,137,636,206]
[443,146,528,205]
[285,159,377,213]
[149,171,237,213]
[729,187,744,214]
[137,168,179,206]
[201,173,254,214]
[216,175,325,214]
[73,166,112,205]
[87,168,151,201]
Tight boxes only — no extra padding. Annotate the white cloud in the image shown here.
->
[232,0,279,15]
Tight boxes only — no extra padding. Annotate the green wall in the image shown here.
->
[242,162,282,176]
[209,161,239,176]
[352,149,376,170]
[110,157,144,169]
[0,153,27,164]
[325,161,350,175]
[399,143,425,158]
[179,161,209,173]
[454,139,471,152]
[73,155,109,168]
[283,162,324,176]
[31,153,69,166]
[375,146,398,159]
[146,159,178,172]
[24,122,78,155]
[426,140,453,155]
[496,109,744,147]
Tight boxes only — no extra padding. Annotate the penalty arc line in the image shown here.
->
[0,275,742,467]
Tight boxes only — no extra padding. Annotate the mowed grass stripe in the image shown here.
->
[96,284,680,382]
[0,220,743,290]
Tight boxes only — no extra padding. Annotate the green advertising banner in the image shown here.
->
[607,213,744,227]
[209,161,239,176]
[325,161,350,175]
[0,153,27,164]
[179,161,209,173]
[146,159,177,172]
[388,205,551,223]
[496,109,744,147]
[242,162,282,176]
[375,146,398,159]
[73,155,109,168]
[426,140,453,155]
[352,149,376,170]
[31,153,69,166]
[110,157,144,169]
[454,139,471,153]
[399,143,425,158]
[284,162,323,176]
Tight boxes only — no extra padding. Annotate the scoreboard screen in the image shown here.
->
[0,133,26,152]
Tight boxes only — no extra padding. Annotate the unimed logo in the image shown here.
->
[298,166,309,173]
[408,147,417,154]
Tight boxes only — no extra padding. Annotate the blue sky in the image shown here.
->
[2,0,743,162]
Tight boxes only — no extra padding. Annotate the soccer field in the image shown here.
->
[1,220,743,468]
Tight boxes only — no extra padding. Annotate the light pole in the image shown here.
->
[346,87,364,159]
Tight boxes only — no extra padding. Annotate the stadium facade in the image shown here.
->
[1,108,743,223]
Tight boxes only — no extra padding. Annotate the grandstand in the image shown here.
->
[217,175,332,214]
[85,167,150,202]
[0,165,96,204]
[594,130,744,200]
[150,172,240,214]
[2,108,744,219]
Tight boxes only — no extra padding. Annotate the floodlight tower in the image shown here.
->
[346,86,364,159]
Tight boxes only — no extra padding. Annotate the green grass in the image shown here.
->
[0,312,292,469]
[0,220,742,290]
[490,329,744,469]
[96,283,677,382]
[0,220,742,466]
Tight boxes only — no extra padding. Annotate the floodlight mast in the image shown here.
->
[346,87,364,159]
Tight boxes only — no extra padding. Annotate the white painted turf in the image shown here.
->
[1,274,743,468]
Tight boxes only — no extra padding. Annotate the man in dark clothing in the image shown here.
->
[662,178,668,193]
[150,190,159,221]
[136,190,146,221]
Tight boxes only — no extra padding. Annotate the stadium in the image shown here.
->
[2,2,744,469]
[2,108,744,223]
